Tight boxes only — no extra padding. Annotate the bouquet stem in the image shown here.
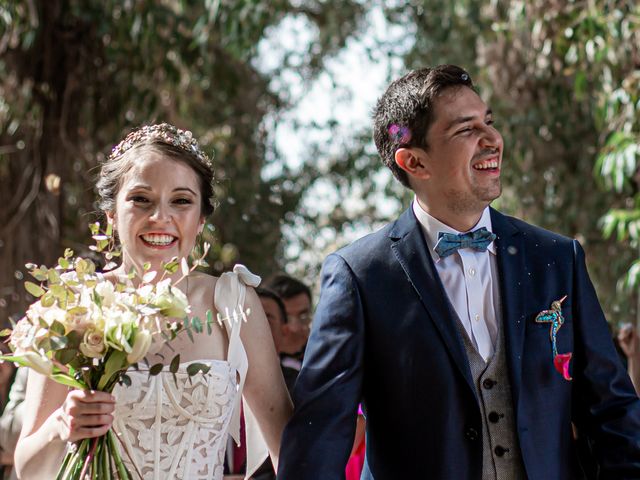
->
[79,437,98,479]
[109,429,134,479]
[56,439,88,480]
[55,430,133,479]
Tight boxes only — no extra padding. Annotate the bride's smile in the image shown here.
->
[108,153,204,276]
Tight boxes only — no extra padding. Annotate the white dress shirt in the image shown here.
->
[412,200,501,361]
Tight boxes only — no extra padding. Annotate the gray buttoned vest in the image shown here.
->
[457,319,527,480]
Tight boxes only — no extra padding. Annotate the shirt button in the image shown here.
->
[488,411,502,423]
[474,314,480,321]
[469,268,476,276]
[482,378,496,389]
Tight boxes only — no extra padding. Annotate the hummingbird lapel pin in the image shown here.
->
[535,295,572,381]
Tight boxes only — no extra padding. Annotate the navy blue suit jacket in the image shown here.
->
[277,207,640,479]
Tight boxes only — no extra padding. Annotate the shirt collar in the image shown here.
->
[412,197,496,262]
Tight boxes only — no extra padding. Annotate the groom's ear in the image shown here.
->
[395,148,430,180]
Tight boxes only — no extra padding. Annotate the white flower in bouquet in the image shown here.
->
[135,283,155,302]
[104,308,137,354]
[27,301,65,327]
[19,350,53,376]
[94,280,116,307]
[153,278,190,319]
[79,328,106,359]
[63,306,94,333]
[9,318,38,353]
[126,328,153,364]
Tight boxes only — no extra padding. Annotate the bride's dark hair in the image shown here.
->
[97,123,215,217]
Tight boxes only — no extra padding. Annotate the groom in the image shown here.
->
[277,65,640,479]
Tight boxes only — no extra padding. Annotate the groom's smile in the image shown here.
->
[419,85,503,225]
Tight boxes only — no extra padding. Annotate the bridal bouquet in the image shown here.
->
[0,222,214,480]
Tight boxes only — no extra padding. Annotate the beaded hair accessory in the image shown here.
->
[108,123,212,168]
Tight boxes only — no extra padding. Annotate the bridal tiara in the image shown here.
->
[108,123,213,169]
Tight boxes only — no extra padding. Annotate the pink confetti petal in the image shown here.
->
[554,353,572,381]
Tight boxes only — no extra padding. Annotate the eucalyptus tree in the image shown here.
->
[0,0,366,323]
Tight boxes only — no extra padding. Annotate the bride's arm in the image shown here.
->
[15,373,69,478]
[14,372,115,478]
[240,288,294,470]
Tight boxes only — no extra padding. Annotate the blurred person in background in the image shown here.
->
[257,288,287,354]
[618,323,640,395]
[256,288,299,392]
[0,367,26,480]
[0,345,15,414]
[265,274,312,382]
[0,342,19,480]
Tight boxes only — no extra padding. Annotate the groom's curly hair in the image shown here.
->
[373,64,475,189]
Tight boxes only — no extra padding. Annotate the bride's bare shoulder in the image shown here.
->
[188,271,218,293]
[189,270,219,288]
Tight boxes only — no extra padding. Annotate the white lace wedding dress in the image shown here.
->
[112,265,267,480]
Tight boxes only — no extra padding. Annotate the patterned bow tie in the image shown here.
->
[434,227,496,258]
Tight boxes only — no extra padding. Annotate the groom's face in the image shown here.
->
[421,86,503,215]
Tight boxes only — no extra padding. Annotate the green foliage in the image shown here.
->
[120,373,131,387]
[169,353,180,374]
[183,317,194,342]
[24,281,44,298]
[186,361,211,376]
[0,0,366,323]
[597,132,639,193]
[5,0,637,328]
[98,350,127,390]
[149,363,164,376]
[359,0,640,325]
[49,372,85,390]
[289,1,639,324]
[191,316,203,333]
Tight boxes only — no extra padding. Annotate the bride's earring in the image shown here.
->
[190,224,206,260]
[197,225,204,245]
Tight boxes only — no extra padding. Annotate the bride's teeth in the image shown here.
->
[142,234,175,245]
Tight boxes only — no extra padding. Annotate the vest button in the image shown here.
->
[465,427,479,441]
[494,445,509,457]
[488,411,501,423]
[482,378,496,389]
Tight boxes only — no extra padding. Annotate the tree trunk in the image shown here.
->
[0,0,88,325]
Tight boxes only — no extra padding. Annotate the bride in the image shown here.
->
[14,124,293,479]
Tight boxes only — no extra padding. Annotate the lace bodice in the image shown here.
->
[113,360,236,480]
[111,265,266,480]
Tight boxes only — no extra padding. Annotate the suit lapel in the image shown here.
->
[490,208,526,410]
[389,208,475,394]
